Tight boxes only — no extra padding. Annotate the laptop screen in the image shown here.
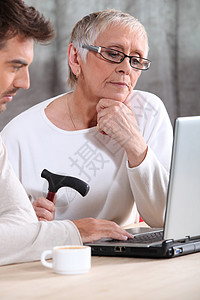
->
[164,116,200,241]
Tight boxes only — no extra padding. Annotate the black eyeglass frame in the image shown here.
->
[82,44,151,71]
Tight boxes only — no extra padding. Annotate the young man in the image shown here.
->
[0,0,132,266]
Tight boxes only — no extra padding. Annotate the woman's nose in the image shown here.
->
[115,57,132,75]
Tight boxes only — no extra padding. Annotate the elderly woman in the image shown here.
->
[2,9,173,230]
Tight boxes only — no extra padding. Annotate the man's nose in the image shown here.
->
[13,68,30,90]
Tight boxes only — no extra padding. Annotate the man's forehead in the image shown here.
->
[0,35,34,64]
[1,35,33,49]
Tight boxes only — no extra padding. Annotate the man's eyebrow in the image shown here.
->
[7,59,28,66]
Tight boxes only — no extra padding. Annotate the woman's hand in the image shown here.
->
[96,97,148,167]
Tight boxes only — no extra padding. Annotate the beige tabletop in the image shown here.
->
[0,224,200,300]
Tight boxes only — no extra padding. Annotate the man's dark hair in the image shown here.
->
[0,0,55,49]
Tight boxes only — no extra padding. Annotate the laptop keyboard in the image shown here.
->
[113,231,163,244]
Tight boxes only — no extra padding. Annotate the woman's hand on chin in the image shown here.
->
[96,97,148,167]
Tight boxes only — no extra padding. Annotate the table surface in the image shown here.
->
[1,224,200,300]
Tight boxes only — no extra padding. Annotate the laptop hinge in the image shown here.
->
[162,239,174,257]
[184,236,190,242]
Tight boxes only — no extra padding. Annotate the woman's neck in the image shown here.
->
[70,88,98,129]
[45,89,99,131]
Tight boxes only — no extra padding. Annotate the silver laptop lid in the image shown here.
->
[164,116,200,240]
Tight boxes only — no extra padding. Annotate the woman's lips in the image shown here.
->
[110,81,129,88]
[110,81,133,92]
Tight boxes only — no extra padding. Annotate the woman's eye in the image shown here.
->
[131,58,140,65]
[105,50,121,59]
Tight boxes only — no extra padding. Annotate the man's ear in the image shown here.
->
[67,43,81,76]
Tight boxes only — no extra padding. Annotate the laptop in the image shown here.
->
[86,116,200,258]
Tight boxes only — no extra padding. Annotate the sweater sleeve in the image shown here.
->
[0,220,82,265]
[0,136,37,224]
[0,136,82,266]
[127,92,173,228]
[127,147,169,227]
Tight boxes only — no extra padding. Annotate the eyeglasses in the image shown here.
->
[82,45,151,71]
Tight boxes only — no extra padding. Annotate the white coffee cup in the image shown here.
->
[41,245,91,275]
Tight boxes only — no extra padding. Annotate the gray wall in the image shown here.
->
[1,0,200,131]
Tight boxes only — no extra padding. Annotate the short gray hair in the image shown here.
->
[68,9,148,87]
